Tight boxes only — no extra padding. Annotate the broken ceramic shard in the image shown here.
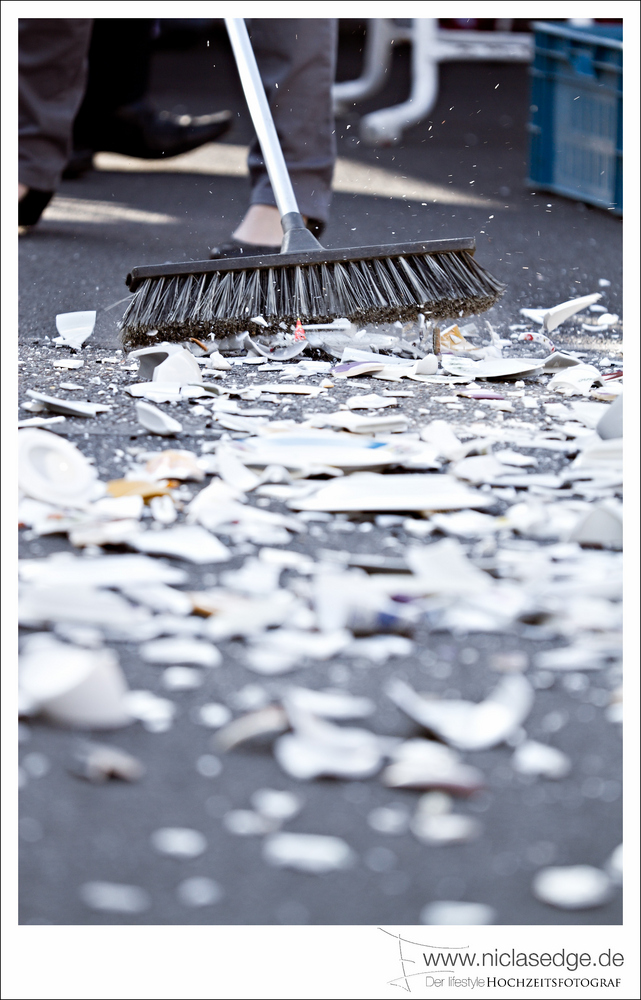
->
[274,715,386,781]
[129,343,203,383]
[194,702,232,728]
[367,804,410,835]
[79,881,150,913]
[520,293,601,332]
[386,675,533,751]
[70,742,145,782]
[596,394,623,441]
[214,705,289,751]
[531,865,613,909]
[381,739,484,794]
[289,473,493,513]
[162,666,203,690]
[346,393,397,410]
[54,310,96,350]
[227,429,414,473]
[420,901,495,925]
[130,525,231,563]
[26,390,110,418]
[18,429,100,507]
[440,357,544,380]
[284,687,375,719]
[548,364,603,396]
[123,689,176,732]
[262,832,355,873]
[206,351,232,371]
[19,634,132,729]
[511,740,571,779]
[569,501,622,550]
[20,552,186,588]
[223,810,273,836]
[250,788,303,822]
[144,449,204,482]
[135,401,182,436]
[176,877,223,907]
[410,811,482,845]
[139,637,221,667]
[150,827,207,858]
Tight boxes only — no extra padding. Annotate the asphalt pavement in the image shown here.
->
[18,24,623,930]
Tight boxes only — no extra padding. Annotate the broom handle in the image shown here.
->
[225,18,321,251]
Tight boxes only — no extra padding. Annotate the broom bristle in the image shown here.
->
[120,250,505,348]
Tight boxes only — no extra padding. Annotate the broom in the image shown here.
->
[120,18,505,349]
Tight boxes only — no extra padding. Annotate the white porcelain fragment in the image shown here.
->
[284,687,375,719]
[289,473,493,512]
[411,811,481,845]
[381,739,484,793]
[130,525,231,563]
[129,343,203,384]
[135,401,183,436]
[420,901,495,925]
[19,634,132,729]
[520,293,601,332]
[162,666,203,690]
[123,690,176,733]
[548,364,603,396]
[250,788,303,822]
[414,354,439,374]
[139,637,221,667]
[18,429,100,507]
[206,351,232,371]
[596,394,623,440]
[346,393,397,410]
[26,390,110,418]
[54,310,96,349]
[262,832,355,873]
[386,675,534,751]
[79,881,150,913]
[150,827,207,858]
[194,703,232,728]
[176,877,223,907]
[511,740,571,779]
[440,356,544,379]
[532,865,613,909]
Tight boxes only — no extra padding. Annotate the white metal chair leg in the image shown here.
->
[332,19,397,113]
[360,18,439,145]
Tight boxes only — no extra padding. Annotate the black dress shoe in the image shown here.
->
[18,189,54,227]
[72,100,232,163]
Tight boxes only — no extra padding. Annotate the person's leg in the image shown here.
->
[232,18,338,247]
[19,18,93,204]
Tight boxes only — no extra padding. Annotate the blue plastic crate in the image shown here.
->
[527,21,622,214]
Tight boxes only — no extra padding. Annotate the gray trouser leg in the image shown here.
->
[247,19,338,226]
[19,18,93,191]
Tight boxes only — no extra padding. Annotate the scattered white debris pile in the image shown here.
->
[18,293,623,925]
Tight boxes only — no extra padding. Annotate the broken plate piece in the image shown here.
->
[122,690,176,733]
[135,401,182,436]
[139,637,221,667]
[79,881,150,914]
[420,901,495,925]
[206,351,232,371]
[214,706,289,751]
[251,788,303,822]
[386,675,534,751]
[313,411,408,434]
[548,364,603,397]
[19,634,132,729]
[346,393,397,410]
[144,449,204,482]
[129,525,231,563]
[289,473,493,513]
[227,429,415,472]
[440,357,544,380]
[410,811,482,845]
[150,827,207,858]
[381,739,484,794]
[262,832,355,873]
[54,310,96,350]
[52,358,84,369]
[596,394,623,440]
[520,293,601,332]
[274,713,386,781]
[26,390,110,418]
[19,552,186,588]
[70,741,145,782]
[569,500,622,550]
[531,865,613,909]
[18,429,100,507]
[511,740,571,779]
[129,343,203,384]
